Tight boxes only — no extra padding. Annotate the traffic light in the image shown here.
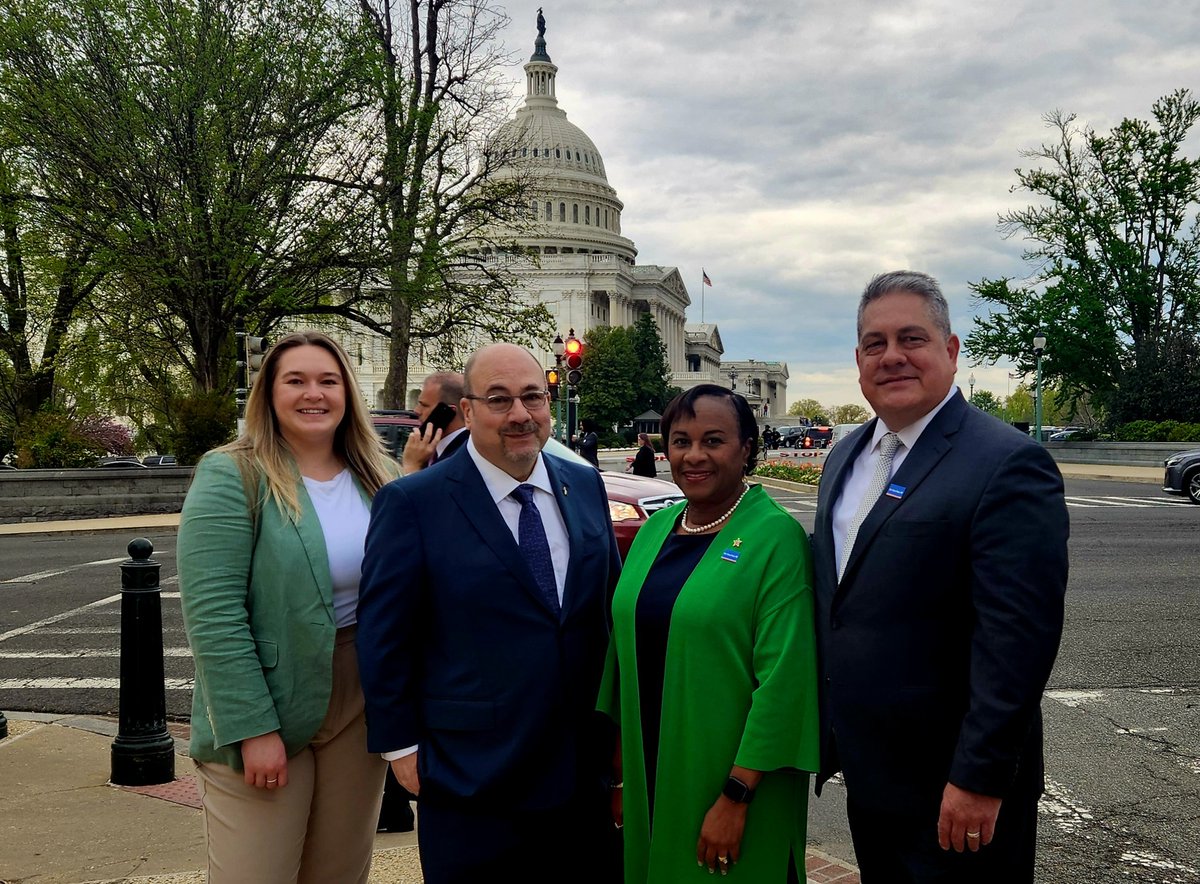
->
[545,367,560,399]
[563,331,583,386]
[245,336,268,388]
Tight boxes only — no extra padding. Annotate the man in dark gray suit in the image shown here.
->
[812,271,1069,883]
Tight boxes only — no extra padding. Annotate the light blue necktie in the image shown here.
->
[511,484,560,615]
[839,432,901,581]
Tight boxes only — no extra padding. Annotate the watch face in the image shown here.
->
[723,776,753,803]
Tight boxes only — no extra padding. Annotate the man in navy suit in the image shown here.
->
[812,271,1069,883]
[358,343,621,884]
[400,371,470,474]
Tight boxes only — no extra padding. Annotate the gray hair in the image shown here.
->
[857,271,952,340]
[425,371,464,406]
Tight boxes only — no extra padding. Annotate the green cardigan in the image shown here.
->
[598,484,820,883]
[177,451,372,769]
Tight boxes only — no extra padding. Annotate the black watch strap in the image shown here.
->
[722,775,755,804]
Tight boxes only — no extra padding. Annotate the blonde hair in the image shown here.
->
[216,331,396,518]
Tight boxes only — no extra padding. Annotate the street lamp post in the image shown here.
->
[729,369,738,391]
[552,334,565,443]
[968,371,976,402]
[1033,331,1047,442]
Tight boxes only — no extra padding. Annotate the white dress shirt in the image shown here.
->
[832,386,960,575]
[435,426,468,459]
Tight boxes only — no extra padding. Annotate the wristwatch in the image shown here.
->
[722,775,756,804]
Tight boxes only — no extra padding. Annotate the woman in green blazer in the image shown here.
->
[178,331,398,884]
[599,385,820,882]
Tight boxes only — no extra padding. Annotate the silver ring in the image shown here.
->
[266,777,278,784]
[966,831,980,839]
[718,856,729,865]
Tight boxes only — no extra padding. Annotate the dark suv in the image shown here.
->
[371,410,421,458]
[799,426,833,449]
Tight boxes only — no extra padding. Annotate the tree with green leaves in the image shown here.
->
[1,0,376,399]
[965,89,1200,423]
[628,312,673,414]
[829,403,871,424]
[787,398,826,421]
[329,0,552,406]
[968,389,1003,416]
[0,144,106,425]
[577,325,636,429]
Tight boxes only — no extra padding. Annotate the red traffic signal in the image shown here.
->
[564,335,583,369]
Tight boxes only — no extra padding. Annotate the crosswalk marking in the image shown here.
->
[0,556,129,585]
[0,648,193,659]
[1066,495,1191,509]
[0,677,193,690]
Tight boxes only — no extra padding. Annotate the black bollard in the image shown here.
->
[0,709,8,739]
[110,538,176,785]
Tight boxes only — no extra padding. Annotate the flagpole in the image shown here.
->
[701,269,705,323]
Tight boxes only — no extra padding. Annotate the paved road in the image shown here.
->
[1,479,1198,882]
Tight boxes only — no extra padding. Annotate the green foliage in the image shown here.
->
[966,90,1200,417]
[969,390,1003,415]
[1112,420,1200,442]
[12,410,106,467]
[629,313,673,414]
[166,392,237,466]
[1106,332,1200,424]
[577,326,637,428]
[830,403,870,424]
[1,0,373,394]
[788,398,825,420]
[753,461,822,485]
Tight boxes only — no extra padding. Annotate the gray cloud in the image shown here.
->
[499,0,1200,406]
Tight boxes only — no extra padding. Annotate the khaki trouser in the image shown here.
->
[196,625,386,884]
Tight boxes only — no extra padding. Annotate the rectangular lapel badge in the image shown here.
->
[886,483,906,499]
[721,549,741,563]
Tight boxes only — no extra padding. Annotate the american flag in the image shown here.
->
[702,270,712,286]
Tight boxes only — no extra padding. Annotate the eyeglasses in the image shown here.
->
[465,390,551,413]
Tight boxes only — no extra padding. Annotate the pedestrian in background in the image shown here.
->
[178,331,399,884]
[600,385,820,882]
[578,419,601,468]
[629,432,657,476]
[812,272,1068,882]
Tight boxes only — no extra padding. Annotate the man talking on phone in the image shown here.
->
[402,371,469,474]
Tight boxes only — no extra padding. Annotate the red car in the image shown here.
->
[543,439,685,559]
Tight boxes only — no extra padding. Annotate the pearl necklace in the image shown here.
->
[679,483,750,534]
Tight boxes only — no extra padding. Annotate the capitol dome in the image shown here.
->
[490,17,637,262]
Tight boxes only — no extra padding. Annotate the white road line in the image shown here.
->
[0,648,193,659]
[1065,502,1100,508]
[0,594,121,643]
[0,677,193,690]
[0,555,129,585]
[1112,496,1189,506]
[1039,780,1095,834]
[25,627,121,635]
[1066,497,1149,507]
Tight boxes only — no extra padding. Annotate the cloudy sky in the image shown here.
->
[492,0,1200,411]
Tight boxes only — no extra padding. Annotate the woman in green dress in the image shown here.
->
[599,384,820,882]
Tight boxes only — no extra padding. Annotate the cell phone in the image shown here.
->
[420,401,457,435]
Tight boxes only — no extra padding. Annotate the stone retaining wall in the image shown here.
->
[0,467,193,523]
[1043,441,1195,467]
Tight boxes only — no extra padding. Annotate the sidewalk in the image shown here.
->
[0,714,860,883]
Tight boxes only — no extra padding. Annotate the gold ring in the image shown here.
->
[966,831,980,839]
[718,856,729,864]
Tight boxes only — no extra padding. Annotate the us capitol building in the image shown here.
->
[338,14,788,419]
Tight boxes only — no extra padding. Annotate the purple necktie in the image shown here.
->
[511,484,560,615]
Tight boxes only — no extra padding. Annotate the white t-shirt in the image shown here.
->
[302,469,371,628]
